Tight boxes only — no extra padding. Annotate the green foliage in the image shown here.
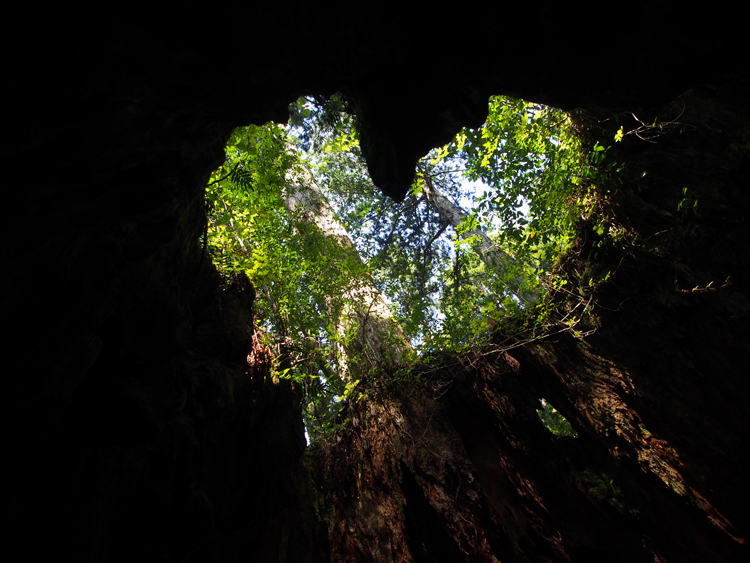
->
[438,96,584,253]
[309,147,460,350]
[206,120,403,439]
[304,94,594,354]
[537,399,578,437]
[287,94,354,153]
[578,470,634,515]
[206,94,606,441]
[206,123,349,405]
[677,186,699,217]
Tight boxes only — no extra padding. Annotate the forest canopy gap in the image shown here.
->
[204,93,605,440]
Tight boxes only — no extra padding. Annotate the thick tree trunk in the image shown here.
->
[5,9,746,562]
[284,157,411,378]
[304,82,750,562]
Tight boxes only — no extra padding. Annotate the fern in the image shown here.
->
[230,167,254,191]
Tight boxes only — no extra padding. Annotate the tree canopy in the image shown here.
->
[205,93,598,438]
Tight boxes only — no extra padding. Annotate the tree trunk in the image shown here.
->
[303,83,750,562]
[7,11,747,562]
[420,166,535,302]
[284,156,412,379]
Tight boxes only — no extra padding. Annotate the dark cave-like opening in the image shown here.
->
[5,7,749,562]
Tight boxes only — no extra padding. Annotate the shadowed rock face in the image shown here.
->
[4,5,748,562]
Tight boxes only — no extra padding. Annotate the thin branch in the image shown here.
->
[207,162,241,187]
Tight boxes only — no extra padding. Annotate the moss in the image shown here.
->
[580,470,623,508]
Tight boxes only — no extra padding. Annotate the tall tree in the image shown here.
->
[299,93,585,348]
[417,160,538,304]
[207,94,588,436]
[283,148,411,379]
[206,122,411,437]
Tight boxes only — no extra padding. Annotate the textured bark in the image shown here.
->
[285,159,411,377]
[3,6,747,563]
[309,335,749,562]
[304,79,750,562]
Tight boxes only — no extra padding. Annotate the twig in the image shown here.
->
[206,162,241,186]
